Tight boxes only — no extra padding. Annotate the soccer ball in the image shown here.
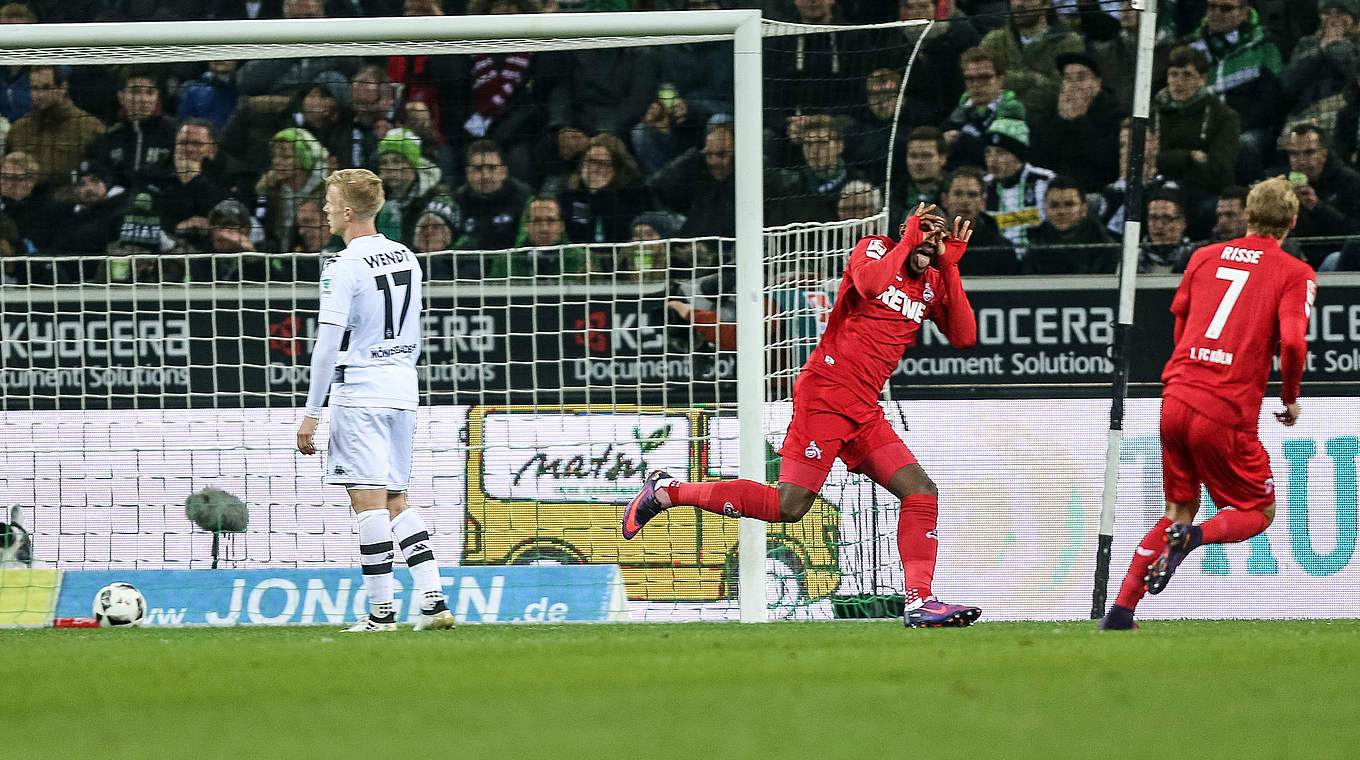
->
[92,582,146,627]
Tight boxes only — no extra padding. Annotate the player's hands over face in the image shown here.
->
[297,416,319,454]
[1275,402,1300,427]
[906,203,946,238]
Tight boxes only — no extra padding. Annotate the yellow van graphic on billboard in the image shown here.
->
[463,405,842,602]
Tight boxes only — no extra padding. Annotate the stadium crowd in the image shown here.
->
[0,0,1355,285]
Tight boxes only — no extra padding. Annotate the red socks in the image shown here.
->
[664,479,782,522]
[1115,517,1172,610]
[1200,508,1270,544]
[898,494,938,603]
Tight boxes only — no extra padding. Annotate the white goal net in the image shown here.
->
[0,11,929,626]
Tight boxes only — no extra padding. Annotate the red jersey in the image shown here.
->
[1161,234,1316,432]
[803,216,978,404]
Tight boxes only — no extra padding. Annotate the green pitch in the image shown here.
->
[5,620,1358,759]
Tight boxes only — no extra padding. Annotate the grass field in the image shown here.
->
[3,620,1358,759]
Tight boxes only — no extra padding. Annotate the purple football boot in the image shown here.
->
[622,470,671,540]
[904,597,982,628]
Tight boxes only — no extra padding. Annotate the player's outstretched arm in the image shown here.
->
[298,321,346,454]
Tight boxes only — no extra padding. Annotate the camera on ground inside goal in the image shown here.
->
[93,582,147,627]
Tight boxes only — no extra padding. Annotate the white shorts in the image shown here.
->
[324,406,416,491]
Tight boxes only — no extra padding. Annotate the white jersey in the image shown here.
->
[318,233,422,410]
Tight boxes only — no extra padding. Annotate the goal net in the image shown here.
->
[0,10,931,626]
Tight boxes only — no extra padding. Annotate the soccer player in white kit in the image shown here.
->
[296,168,455,632]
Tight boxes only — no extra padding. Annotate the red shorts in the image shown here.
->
[777,372,917,492]
[1160,395,1275,511]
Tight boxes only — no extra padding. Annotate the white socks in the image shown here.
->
[356,509,395,620]
[390,509,445,609]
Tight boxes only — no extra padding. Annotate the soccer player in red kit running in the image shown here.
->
[1101,177,1316,630]
[623,204,984,627]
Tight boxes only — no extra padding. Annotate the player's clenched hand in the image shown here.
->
[297,416,319,455]
[1274,402,1300,427]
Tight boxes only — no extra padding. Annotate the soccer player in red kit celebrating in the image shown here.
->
[623,204,984,627]
[1102,177,1316,630]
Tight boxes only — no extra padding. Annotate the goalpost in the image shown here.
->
[0,11,935,626]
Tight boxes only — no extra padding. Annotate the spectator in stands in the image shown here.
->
[1212,183,1248,240]
[177,60,240,130]
[836,179,881,222]
[1027,51,1123,194]
[892,0,983,127]
[149,119,252,239]
[623,209,682,280]
[1280,1,1359,134]
[46,161,126,281]
[648,122,735,239]
[982,116,1055,251]
[978,0,1085,114]
[386,0,459,146]
[1279,122,1360,266]
[292,196,341,255]
[1183,0,1283,183]
[1098,119,1186,237]
[1142,189,1195,273]
[236,0,359,97]
[939,165,1017,276]
[194,198,288,281]
[890,126,949,230]
[561,132,648,245]
[631,1,733,176]
[397,99,455,182]
[256,127,329,252]
[410,193,468,279]
[847,68,906,185]
[1087,0,1144,111]
[6,65,106,193]
[1252,0,1320,65]
[492,193,594,277]
[373,126,444,246]
[1154,45,1240,197]
[447,0,544,184]
[0,214,25,285]
[767,114,860,225]
[941,46,1027,169]
[342,63,395,170]
[1022,175,1116,274]
[285,79,354,169]
[211,0,283,18]
[541,43,657,174]
[0,3,35,123]
[104,191,181,284]
[762,0,873,131]
[451,139,531,250]
[85,67,178,190]
[0,150,53,253]
[336,0,402,16]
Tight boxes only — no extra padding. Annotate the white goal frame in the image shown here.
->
[0,10,771,622]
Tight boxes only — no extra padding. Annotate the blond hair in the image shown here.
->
[1246,176,1299,240]
[3,150,39,177]
[324,169,385,221]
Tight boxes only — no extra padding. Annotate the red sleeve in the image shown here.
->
[848,217,924,298]
[1277,271,1315,405]
[1170,250,1198,345]
[930,241,977,348]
